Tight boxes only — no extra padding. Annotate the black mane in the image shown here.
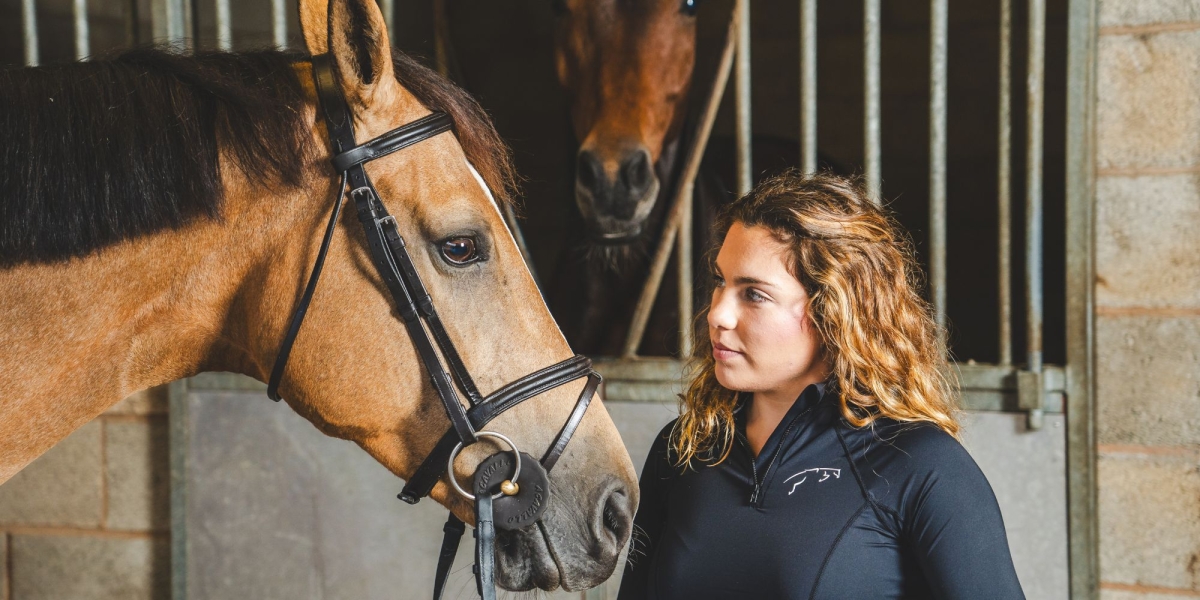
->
[0,46,517,267]
[0,47,314,266]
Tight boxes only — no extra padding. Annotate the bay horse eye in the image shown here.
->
[681,0,698,16]
[440,237,479,265]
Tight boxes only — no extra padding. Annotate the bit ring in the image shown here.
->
[446,431,522,501]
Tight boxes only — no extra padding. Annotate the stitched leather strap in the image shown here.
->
[398,361,598,505]
[331,112,454,172]
[432,515,465,600]
[540,373,601,472]
[474,495,497,600]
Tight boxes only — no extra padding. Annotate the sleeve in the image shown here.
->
[616,422,676,600]
[903,433,1026,600]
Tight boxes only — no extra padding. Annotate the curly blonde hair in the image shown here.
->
[671,171,959,466]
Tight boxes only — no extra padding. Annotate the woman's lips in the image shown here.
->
[712,341,742,362]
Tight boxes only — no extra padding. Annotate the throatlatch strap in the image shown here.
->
[474,495,497,600]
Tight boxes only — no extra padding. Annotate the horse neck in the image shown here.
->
[0,177,307,482]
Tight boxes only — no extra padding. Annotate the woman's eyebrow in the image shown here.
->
[733,275,776,288]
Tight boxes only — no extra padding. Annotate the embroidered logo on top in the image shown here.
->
[783,468,841,494]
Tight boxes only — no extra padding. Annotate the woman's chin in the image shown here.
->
[713,364,751,392]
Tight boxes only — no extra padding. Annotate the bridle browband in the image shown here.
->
[267,53,601,600]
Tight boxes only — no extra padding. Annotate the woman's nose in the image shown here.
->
[708,288,737,330]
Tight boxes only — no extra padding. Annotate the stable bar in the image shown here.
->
[677,192,694,357]
[75,0,90,60]
[381,0,395,44]
[1026,0,1045,375]
[800,0,817,174]
[272,0,287,48]
[864,0,881,202]
[152,0,191,47]
[929,0,948,330]
[736,0,753,195]
[998,0,1013,365]
[216,0,232,50]
[1064,0,1099,593]
[22,0,38,66]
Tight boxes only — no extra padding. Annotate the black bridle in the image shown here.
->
[267,53,601,600]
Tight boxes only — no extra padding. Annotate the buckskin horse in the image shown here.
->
[0,0,637,592]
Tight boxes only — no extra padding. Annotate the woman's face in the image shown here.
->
[708,222,826,396]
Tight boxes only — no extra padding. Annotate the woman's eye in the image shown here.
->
[681,0,698,16]
[440,237,480,265]
[744,288,766,303]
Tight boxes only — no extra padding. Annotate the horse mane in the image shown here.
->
[0,46,517,267]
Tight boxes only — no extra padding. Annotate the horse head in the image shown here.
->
[255,0,639,589]
[552,0,699,245]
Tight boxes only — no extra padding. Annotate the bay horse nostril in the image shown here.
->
[621,149,653,198]
[576,149,602,193]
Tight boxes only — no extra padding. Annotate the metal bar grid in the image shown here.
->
[1024,0,1047,428]
[863,0,881,202]
[74,0,90,60]
[800,0,817,174]
[22,0,38,66]
[216,0,232,50]
[998,0,1014,366]
[735,0,753,195]
[272,0,287,47]
[929,0,948,332]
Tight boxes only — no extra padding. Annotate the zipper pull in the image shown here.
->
[750,484,760,505]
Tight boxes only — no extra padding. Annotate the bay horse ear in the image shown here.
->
[299,0,396,110]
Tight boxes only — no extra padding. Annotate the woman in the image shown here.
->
[618,172,1024,599]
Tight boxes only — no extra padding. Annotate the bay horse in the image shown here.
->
[546,0,818,357]
[547,0,722,357]
[0,0,636,591]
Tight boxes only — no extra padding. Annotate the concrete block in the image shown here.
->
[1098,451,1200,590]
[1100,0,1200,28]
[105,385,168,415]
[1097,315,1200,448]
[105,419,169,531]
[0,421,102,527]
[1096,174,1200,310]
[1097,31,1200,171]
[10,534,168,600]
[605,401,678,478]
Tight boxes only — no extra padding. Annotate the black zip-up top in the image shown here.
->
[617,384,1025,600]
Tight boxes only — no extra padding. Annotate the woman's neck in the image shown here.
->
[745,365,831,457]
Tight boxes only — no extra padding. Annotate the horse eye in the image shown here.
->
[681,0,698,16]
[440,237,480,266]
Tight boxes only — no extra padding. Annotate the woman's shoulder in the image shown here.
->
[841,418,993,515]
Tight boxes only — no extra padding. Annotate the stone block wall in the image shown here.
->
[1096,1,1200,598]
[0,387,170,600]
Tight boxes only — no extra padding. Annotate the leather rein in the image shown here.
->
[267,53,601,600]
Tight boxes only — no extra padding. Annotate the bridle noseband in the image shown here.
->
[267,53,601,600]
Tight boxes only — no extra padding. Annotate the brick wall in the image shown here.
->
[1095,1,1200,598]
[0,387,170,600]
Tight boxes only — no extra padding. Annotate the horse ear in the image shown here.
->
[299,0,330,55]
[299,0,396,110]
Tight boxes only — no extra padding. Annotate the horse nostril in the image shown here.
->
[620,149,653,198]
[576,150,602,193]
[599,485,633,546]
